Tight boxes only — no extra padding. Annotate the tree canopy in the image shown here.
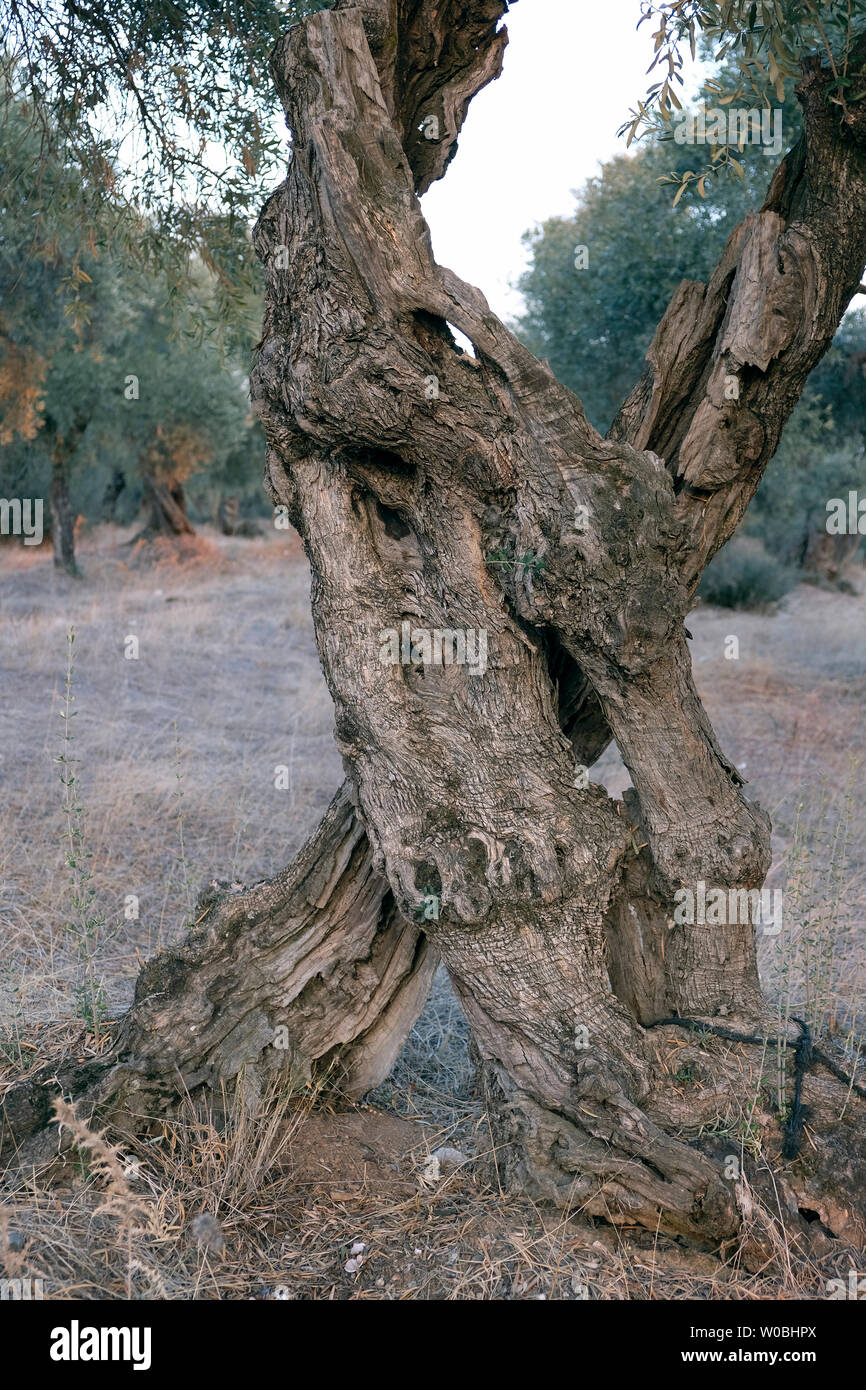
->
[0,1,333,308]
[0,86,261,536]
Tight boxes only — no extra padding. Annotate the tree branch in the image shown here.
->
[609,45,866,588]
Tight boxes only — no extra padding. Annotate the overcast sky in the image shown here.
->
[421,0,693,322]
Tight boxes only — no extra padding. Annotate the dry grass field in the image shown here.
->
[1,525,864,1300]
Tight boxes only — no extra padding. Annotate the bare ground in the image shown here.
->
[1,526,864,1299]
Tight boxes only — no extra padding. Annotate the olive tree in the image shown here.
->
[4,0,866,1248]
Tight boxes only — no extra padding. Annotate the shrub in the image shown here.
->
[698,537,797,610]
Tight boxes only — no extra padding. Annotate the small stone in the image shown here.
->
[430,1146,470,1175]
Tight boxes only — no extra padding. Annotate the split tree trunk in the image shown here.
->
[4,0,866,1249]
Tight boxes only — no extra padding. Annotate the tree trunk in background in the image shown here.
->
[801,527,861,582]
[101,469,126,524]
[49,446,80,577]
[139,470,195,537]
[217,493,240,535]
[4,0,866,1250]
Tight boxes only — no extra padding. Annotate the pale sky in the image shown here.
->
[422,0,694,322]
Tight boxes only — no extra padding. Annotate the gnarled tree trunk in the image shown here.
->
[4,0,866,1250]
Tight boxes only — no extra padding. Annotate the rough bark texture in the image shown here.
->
[244,0,866,1241]
[4,1,866,1249]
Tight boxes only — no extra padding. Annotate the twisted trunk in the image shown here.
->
[244,0,866,1241]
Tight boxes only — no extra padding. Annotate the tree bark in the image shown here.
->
[4,0,866,1249]
[244,0,866,1240]
[49,439,82,577]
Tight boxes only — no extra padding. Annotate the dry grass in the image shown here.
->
[0,1077,850,1302]
[0,523,340,1025]
[1,529,864,1299]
